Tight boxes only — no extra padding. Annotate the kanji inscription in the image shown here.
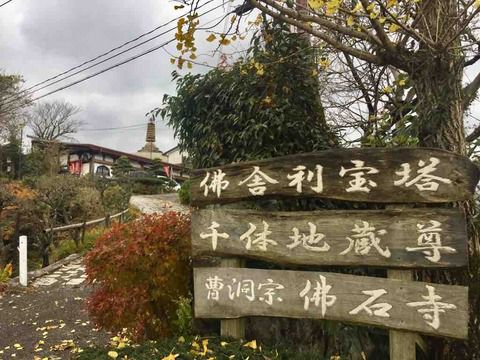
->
[194,268,468,339]
[191,148,479,205]
[192,208,468,268]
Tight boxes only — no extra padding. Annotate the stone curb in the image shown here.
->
[8,253,82,287]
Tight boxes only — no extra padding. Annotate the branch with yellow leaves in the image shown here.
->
[249,0,384,65]
[359,0,397,53]
[258,0,383,46]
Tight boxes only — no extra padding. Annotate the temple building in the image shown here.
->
[29,118,190,181]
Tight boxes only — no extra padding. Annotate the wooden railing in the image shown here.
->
[44,209,129,235]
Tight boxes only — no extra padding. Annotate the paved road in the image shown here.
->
[130,193,189,214]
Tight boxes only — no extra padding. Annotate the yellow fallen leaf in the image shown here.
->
[161,354,179,360]
[108,351,119,359]
[220,341,228,347]
[178,336,185,343]
[202,339,209,355]
[243,340,257,349]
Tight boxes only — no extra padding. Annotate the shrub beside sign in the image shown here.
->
[191,148,479,345]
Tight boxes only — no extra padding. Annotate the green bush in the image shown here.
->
[158,21,337,169]
[129,177,175,195]
[71,186,104,221]
[173,295,193,336]
[102,184,131,213]
[178,180,190,205]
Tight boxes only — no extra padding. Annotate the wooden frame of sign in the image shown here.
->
[190,147,479,360]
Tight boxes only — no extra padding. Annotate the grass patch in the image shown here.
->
[50,206,138,263]
[76,336,326,360]
[50,227,105,263]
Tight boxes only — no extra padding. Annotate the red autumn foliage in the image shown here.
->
[84,211,191,339]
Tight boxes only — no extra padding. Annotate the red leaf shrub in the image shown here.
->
[85,211,191,339]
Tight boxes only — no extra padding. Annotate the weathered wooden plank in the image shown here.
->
[389,269,417,360]
[220,258,245,339]
[190,148,479,205]
[192,208,468,268]
[194,267,468,339]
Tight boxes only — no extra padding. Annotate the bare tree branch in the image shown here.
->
[28,100,83,141]
[466,123,480,142]
[463,70,480,106]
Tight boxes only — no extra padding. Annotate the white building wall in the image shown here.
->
[59,154,69,166]
[167,149,186,164]
[81,162,91,175]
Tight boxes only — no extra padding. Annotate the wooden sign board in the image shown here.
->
[192,208,468,268]
[190,148,479,206]
[194,267,468,339]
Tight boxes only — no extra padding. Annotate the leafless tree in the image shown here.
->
[28,100,83,141]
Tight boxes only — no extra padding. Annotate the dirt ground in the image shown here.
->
[0,281,110,360]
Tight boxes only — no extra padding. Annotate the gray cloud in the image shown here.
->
[0,0,251,155]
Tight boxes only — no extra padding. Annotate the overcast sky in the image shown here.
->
[2,1,479,155]
[0,0,249,153]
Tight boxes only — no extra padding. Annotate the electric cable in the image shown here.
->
[0,0,222,106]
[0,0,14,9]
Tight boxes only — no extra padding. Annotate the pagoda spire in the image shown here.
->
[138,117,160,155]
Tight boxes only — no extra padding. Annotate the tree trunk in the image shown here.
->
[413,57,465,153]
[412,54,480,359]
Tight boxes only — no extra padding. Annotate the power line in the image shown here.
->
[1,0,221,106]
[2,38,177,114]
[0,0,14,8]
[0,4,234,114]
[78,123,172,133]
[79,123,147,132]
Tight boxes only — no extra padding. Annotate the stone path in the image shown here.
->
[31,258,86,288]
[130,193,189,215]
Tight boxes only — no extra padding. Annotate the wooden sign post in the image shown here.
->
[190,148,479,359]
